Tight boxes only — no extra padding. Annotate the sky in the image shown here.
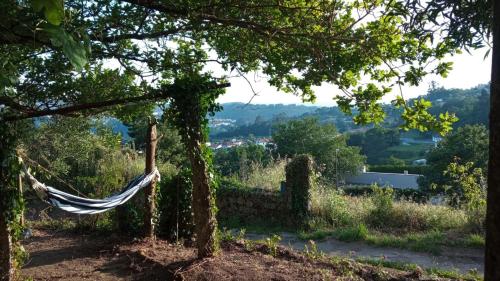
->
[216,48,492,107]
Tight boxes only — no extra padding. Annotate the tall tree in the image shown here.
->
[486,0,499,279]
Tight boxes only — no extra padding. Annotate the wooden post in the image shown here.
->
[144,119,158,239]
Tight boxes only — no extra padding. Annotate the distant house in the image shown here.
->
[345,170,422,189]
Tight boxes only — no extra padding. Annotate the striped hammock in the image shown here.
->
[23,167,161,215]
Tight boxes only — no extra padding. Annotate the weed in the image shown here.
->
[304,240,324,259]
[263,234,282,256]
[335,224,368,242]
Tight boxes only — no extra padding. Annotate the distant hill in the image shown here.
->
[209,84,490,139]
[213,103,318,124]
[102,84,490,141]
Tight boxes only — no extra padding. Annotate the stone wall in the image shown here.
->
[216,154,315,227]
[216,187,291,225]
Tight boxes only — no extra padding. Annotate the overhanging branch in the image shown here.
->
[2,82,230,122]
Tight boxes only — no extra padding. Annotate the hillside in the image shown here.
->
[210,84,490,139]
[213,103,318,124]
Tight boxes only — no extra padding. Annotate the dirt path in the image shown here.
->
[246,232,484,275]
[21,229,447,281]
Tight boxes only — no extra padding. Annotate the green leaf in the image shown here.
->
[32,0,64,25]
[39,23,88,70]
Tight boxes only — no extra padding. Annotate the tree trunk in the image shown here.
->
[144,120,158,239]
[187,141,217,258]
[485,0,500,279]
[0,213,13,281]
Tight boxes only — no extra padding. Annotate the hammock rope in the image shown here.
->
[22,165,161,215]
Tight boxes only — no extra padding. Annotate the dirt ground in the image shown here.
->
[21,228,456,281]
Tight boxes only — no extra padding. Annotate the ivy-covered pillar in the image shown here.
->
[166,74,226,258]
[285,154,314,227]
[0,121,24,281]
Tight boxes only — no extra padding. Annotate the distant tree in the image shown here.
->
[347,127,401,164]
[127,119,187,167]
[272,117,365,183]
[419,125,489,201]
[213,144,272,177]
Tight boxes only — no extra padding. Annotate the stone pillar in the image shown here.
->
[285,154,314,227]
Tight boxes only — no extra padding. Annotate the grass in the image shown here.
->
[357,258,483,281]
[234,159,287,191]
[299,227,483,255]
[222,160,485,255]
[365,230,445,254]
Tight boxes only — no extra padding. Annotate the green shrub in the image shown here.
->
[310,188,360,227]
[335,224,368,242]
[157,168,194,241]
[368,185,394,228]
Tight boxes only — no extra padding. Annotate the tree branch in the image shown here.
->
[2,83,230,122]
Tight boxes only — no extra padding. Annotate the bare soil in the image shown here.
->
[21,228,457,281]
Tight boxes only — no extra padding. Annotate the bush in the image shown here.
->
[310,188,364,227]
[335,224,368,242]
[157,168,194,241]
[368,185,394,228]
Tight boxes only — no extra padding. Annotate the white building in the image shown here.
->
[345,170,422,189]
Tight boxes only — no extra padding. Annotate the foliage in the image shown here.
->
[0,122,28,275]
[222,158,287,191]
[1,0,474,135]
[213,103,316,125]
[309,185,468,233]
[263,234,282,257]
[425,85,490,128]
[419,125,489,197]
[166,72,226,256]
[310,187,360,228]
[444,161,486,231]
[213,144,273,178]
[273,117,365,183]
[285,154,314,226]
[127,118,188,167]
[368,185,395,228]
[347,127,401,164]
[334,224,369,242]
[341,185,428,202]
[157,168,194,241]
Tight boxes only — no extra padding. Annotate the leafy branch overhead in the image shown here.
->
[0,0,492,134]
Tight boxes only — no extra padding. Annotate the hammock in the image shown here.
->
[23,166,161,215]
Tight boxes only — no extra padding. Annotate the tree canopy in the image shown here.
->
[1,0,468,134]
[272,117,365,182]
[419,124,489,201]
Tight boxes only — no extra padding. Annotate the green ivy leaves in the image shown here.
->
[32,0,64,25]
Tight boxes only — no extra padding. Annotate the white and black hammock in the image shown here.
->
[23,166,161,215]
